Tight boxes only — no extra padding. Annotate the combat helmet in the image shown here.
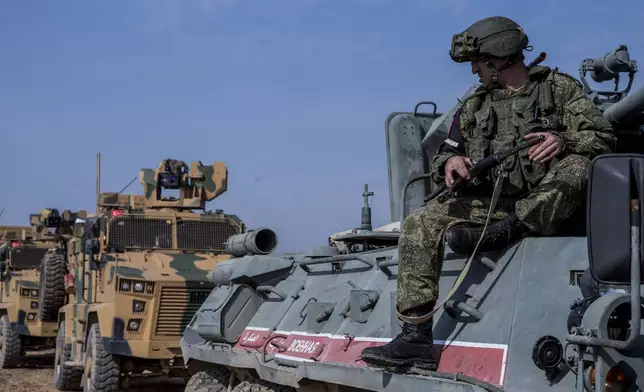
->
[450,16,529,63]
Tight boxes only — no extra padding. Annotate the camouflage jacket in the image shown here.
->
[431,65,617,195]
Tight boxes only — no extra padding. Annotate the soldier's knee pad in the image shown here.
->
[552,154,591,185]
[561,153,591,169]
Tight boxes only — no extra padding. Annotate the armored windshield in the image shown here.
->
[107,213,241,252]
[9,246,47,269]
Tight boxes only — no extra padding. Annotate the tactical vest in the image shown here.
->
[461,66,560,196]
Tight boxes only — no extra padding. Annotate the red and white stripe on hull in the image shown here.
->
[235,327,509,386]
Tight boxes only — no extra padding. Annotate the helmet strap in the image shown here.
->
[484,59,499,83]
[483,54,519,87]
[483,58,501,88]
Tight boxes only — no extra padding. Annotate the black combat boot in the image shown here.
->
[360,313,437,370]
[445,213,532,255]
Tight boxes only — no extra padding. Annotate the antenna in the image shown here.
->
[118,176,138,195]
[96,153,101,213]
[0,208,5,222]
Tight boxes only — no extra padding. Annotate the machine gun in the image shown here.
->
[398,135,545,224]
[423,135,545,204]
[139,158,228,210]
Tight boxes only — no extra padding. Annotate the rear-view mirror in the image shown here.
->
[587,154,644,285]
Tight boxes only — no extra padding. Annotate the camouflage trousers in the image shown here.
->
[396,154,590,315]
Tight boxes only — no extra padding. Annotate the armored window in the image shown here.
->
[176,218,241,252]
[108,215,173,250]
[10,247,48,269]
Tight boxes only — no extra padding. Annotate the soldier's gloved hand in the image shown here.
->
[525,132,563,163]
[445,156,472,186]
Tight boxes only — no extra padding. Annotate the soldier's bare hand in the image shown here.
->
[525,132,563,163]
[445,156,472,186]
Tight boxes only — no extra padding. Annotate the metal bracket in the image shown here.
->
[349,290,380,323]
[307,302,335,333]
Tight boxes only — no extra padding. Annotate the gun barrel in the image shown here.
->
[225,228,278,257]
[603,85,644,125]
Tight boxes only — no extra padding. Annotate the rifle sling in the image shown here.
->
[397,172,505,325]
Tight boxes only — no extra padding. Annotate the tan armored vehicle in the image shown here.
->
[0,211,82,369]
[53,158,245,391]
[0,226,30,244]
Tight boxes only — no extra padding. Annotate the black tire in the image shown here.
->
[185,368,231,392]
[53,321,83,391]
[82,324,120,392]
[39,251,67,322]
[230,380,295,392]
[0,314,21,369]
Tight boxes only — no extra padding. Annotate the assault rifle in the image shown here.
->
[425,134,546,203]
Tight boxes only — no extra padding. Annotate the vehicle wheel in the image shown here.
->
[0,314,21,368]
[231,379,295,392]
[39,251,67,322]
[53,321,83,390]
[83,324,120,392]
[185,368,232,392]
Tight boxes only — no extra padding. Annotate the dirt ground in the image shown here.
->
[0,350,187,392]
[0,350,58,392]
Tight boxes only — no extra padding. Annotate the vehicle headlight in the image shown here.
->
[134,282,144,293]
[133,300,145,313]
[120,281,130,291]
[587,365,631,392]
[31,289,39,297]
[127,319,141,332]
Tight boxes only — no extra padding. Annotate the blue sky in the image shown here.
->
[1,0,643,253]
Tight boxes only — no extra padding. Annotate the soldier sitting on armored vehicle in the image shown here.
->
[360,16,617,371]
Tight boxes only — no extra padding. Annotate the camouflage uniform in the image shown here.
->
[397,66,616,314]
[361,16,616,371]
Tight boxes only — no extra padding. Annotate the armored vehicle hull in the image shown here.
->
[181,236,603,391]
[0,269,59,368]
[55,254,225,387]
[0,233,63,368]
[181,45,644,392]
